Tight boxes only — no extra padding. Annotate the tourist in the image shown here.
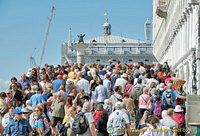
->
[139,87,150,118]
[4,108,32,135]
[18,73,30,91]
[51,92,66,135]
[114,73,128,93]
[77,102,96,136]
[76,74,90,94]
[2,105,14,128]
[31,105,50,136]
[96,109,109,136]
[30,85,46,108]
[94,80,108,104]
[160,108,178,129]
[110,86,123,111]
[61,106,76,136]
[162,83,186,110]
[52,75,64,93]
[107,101,130,136]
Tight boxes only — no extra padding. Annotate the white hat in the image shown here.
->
[66,79,73,85]
[174,105,184,112]
[121,73,128,78]
[115,101,123,108]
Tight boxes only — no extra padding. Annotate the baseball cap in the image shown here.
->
[115,101,123,108]
[14,108,23,115]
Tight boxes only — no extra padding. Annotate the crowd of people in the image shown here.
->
[0,60,187,136]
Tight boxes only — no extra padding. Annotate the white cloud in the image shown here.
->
[0,79,10,92]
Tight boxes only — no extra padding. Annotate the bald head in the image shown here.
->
[21,73,26,81]
[143,87,148,94]
[57,92,63,101]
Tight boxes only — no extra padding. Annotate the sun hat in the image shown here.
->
[22,108,31,113]
[174,105,184,112]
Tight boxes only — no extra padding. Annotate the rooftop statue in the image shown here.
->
[77,34,85,44]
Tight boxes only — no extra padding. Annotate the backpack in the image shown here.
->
[157,88,165,97]
[111,111,126,136]
[165,90,174,105]
[72,112,89,134]
[153,103,162,118]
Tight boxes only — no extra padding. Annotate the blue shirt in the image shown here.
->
[103,79,111,95]
[30,93,45,108]
[18,79,30,90]
[5,117,32,136]
[162,89,180,106]
[110,76,119,91]
[52,79,64,93]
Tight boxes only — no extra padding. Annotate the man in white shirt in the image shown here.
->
[94,80,108,104]
[76,74,90,94]
[107,101,130,136]
[114,73,128,93]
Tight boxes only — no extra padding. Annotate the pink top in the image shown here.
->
[173,112,186,127]
[124,84,133,93]
[139,94,150,109]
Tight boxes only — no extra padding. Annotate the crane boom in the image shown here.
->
[30,56,37,67]
[38,6,55,67]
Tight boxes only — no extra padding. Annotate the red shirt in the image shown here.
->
[93,111,102,123]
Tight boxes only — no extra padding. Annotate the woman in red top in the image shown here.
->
[172,105,186,128]
[93,104,103,123]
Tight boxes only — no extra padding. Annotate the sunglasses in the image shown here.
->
[33,110,40,112]
[16,113,23,115]
[7,93,11,94]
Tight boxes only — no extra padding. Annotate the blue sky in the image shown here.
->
[0,0,153,90]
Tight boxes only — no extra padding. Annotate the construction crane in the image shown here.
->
[38,6,55,67]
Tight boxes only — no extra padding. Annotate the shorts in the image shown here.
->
[51,117,63,127]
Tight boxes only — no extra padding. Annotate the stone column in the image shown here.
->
[73,43,89,64]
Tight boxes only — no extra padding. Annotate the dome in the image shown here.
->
[103,22,111,27]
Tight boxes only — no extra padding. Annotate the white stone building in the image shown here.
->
[153,0,200,95]
[61,19,154,66]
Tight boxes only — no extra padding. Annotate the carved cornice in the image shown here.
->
[159,5,195,61]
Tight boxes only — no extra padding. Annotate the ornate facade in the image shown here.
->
[61,19,154,66]
[153,0,200,95]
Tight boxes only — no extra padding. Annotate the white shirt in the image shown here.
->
[107,109,129,127]
[94,84,108,102]
[76,78,90,94]
[114,78,127,93]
